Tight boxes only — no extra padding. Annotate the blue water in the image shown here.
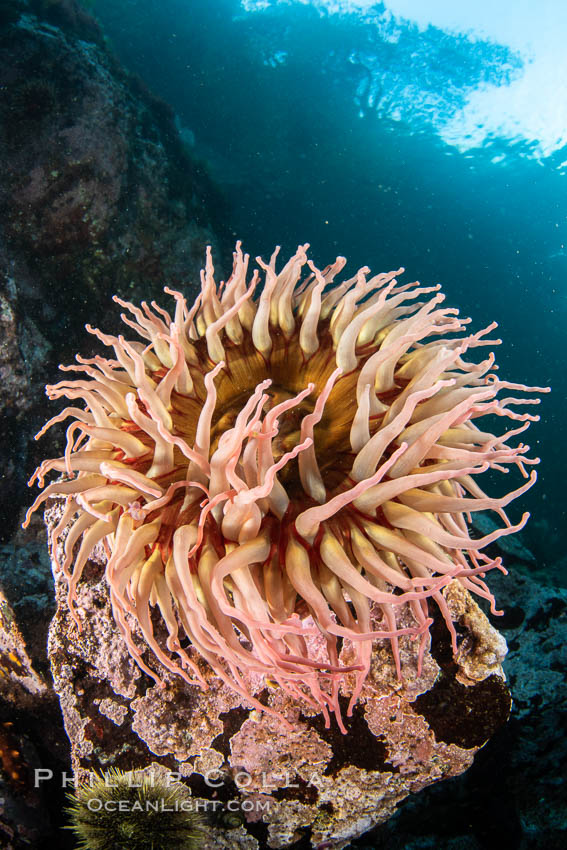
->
[91,0,566,564]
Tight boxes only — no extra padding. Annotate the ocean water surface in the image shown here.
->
[89,0,566,568]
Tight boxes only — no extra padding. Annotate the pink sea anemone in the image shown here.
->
[25,242,548,732]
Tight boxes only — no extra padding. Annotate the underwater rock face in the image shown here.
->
[45,502,511,850]
[0,0,227,542]
[0,5,223,311]
[0,586,55,849]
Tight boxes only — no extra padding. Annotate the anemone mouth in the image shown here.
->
[172,318,360,494]
[24,241,549,732]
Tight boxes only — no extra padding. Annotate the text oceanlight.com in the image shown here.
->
[85,798,271,814]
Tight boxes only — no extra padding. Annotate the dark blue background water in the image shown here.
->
[91,0,566,569]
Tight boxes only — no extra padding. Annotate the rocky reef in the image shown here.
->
[0,0,229,543]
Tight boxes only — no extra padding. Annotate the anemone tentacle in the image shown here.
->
[25,242,549,730]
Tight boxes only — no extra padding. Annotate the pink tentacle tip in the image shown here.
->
[24,242,549,731]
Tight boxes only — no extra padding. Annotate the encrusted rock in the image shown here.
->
[45,500,511,849]
[0,586,56,849]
